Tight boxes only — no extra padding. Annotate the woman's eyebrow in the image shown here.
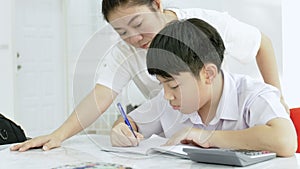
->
[113,15,141,30]
[128,15,140,25]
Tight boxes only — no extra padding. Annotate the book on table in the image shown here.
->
[99,134,276,166]
[99,134,191,158]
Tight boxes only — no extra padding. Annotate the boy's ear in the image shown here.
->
[152,0,163,11]
[203,64,217,84]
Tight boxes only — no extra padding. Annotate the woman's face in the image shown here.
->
[107,4,166,49]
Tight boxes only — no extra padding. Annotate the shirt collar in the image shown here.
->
[180,112,202,124]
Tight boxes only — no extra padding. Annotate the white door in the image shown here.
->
[14,0,66,137]
[0,0,14,117]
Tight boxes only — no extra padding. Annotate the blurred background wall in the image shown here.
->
[0,0,299,136]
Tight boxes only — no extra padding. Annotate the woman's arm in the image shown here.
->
[256,33,289,113]
[10,84,118,151]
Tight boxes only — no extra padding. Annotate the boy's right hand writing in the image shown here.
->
[10,133,62,152]
[110,122,143,147]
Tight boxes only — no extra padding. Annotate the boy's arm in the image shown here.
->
[166,118,297,157]
[256,33,289,113]
[207,118,297,157]
[165,85,293,156]
[206,92,295,156]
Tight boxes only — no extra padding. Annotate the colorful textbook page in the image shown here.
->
[52,162,132,169]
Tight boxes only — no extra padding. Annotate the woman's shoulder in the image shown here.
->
[106,41,140,59]
[101,41,146,67]
[168,7,229,20]
[113,41,137,54]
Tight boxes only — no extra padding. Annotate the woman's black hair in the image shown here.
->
[102,0,154,21]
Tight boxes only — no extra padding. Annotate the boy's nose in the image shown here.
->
[164,89,175,101]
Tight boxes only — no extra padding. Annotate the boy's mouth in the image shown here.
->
[171,104,180,110]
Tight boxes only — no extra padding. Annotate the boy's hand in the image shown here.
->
[10,133,62,152]
[110,122,143,147]
[164,128,211,148]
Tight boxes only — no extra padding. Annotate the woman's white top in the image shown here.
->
[96,8,261,98]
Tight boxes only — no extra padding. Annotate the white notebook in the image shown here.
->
[98,134,197,158]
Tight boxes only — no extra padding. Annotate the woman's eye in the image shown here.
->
[134,22,142,28]
[118,31,126,36]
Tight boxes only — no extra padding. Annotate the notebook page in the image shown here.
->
[99,134,168,155]
[149,144,196,158]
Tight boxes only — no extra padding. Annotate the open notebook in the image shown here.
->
[97,134,276,166]
[98,134,195,158]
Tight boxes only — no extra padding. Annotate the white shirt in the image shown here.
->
[128,71,290,138]
[96,8,261,98]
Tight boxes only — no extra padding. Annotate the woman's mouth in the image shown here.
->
[140,42,150,49]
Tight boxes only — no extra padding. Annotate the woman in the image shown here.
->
[11,0,287,152]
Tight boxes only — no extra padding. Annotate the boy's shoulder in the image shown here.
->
[223,71,280,100]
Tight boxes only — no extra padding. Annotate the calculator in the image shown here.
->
[183,148,276,167]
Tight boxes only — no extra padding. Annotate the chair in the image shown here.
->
[290,108,300,153]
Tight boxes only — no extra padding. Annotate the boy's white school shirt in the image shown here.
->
[128,71,290,138]
[96,8,261,98]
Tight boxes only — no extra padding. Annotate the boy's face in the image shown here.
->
[156,72,211,114]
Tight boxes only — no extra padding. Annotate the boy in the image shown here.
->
[110,18,296,157]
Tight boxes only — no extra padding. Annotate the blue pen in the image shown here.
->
[117,103,137,138]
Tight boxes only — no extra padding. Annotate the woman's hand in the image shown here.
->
[10,133,63,152]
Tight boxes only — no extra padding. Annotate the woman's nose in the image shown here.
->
[128,34,143,45]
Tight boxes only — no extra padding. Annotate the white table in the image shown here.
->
[1,134,299,169]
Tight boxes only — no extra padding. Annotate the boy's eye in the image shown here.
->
[170,85,179,89]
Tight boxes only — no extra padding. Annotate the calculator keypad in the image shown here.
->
[231,149,273,157]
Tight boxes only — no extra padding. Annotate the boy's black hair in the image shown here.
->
[102,0,154,22]
[147,18,225,79]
